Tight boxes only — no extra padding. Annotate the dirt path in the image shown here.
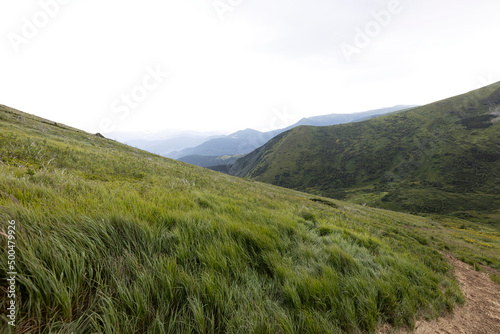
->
[380,255,500,333]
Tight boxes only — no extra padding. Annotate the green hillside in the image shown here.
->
[230,82,500,225]
[178,155,244,168]
[1,105,499,333]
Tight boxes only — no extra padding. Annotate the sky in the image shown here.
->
[1,0,499,135]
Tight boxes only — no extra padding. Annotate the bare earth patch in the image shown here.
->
[380,254,500,334]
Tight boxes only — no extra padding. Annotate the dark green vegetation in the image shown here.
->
[230,83,500,226]
[1,104,499,333]
[178,155,244,168]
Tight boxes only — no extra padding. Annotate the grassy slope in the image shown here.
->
[230,82,500,225]
[0,105,498,333]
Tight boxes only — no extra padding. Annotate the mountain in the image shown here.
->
[5,103,500,333]
[291,105,417,127]
[167,128,263,159]
[108,130,222,156]
[230,83,500,224]
[167,106,416,160]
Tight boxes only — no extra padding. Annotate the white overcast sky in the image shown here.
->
[1,0,499,135]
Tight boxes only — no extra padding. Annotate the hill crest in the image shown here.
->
[230,82,500,224]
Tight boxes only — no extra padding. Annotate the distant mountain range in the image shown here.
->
[230,82,500,224]
[108,131,222,156]
[166,105,417,160]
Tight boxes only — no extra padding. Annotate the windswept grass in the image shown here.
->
[0,105,470,333]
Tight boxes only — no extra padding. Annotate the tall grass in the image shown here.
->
[0,105,488,333]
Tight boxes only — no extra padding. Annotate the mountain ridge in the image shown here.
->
[229,82,500,224]
[166,105,417,160]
